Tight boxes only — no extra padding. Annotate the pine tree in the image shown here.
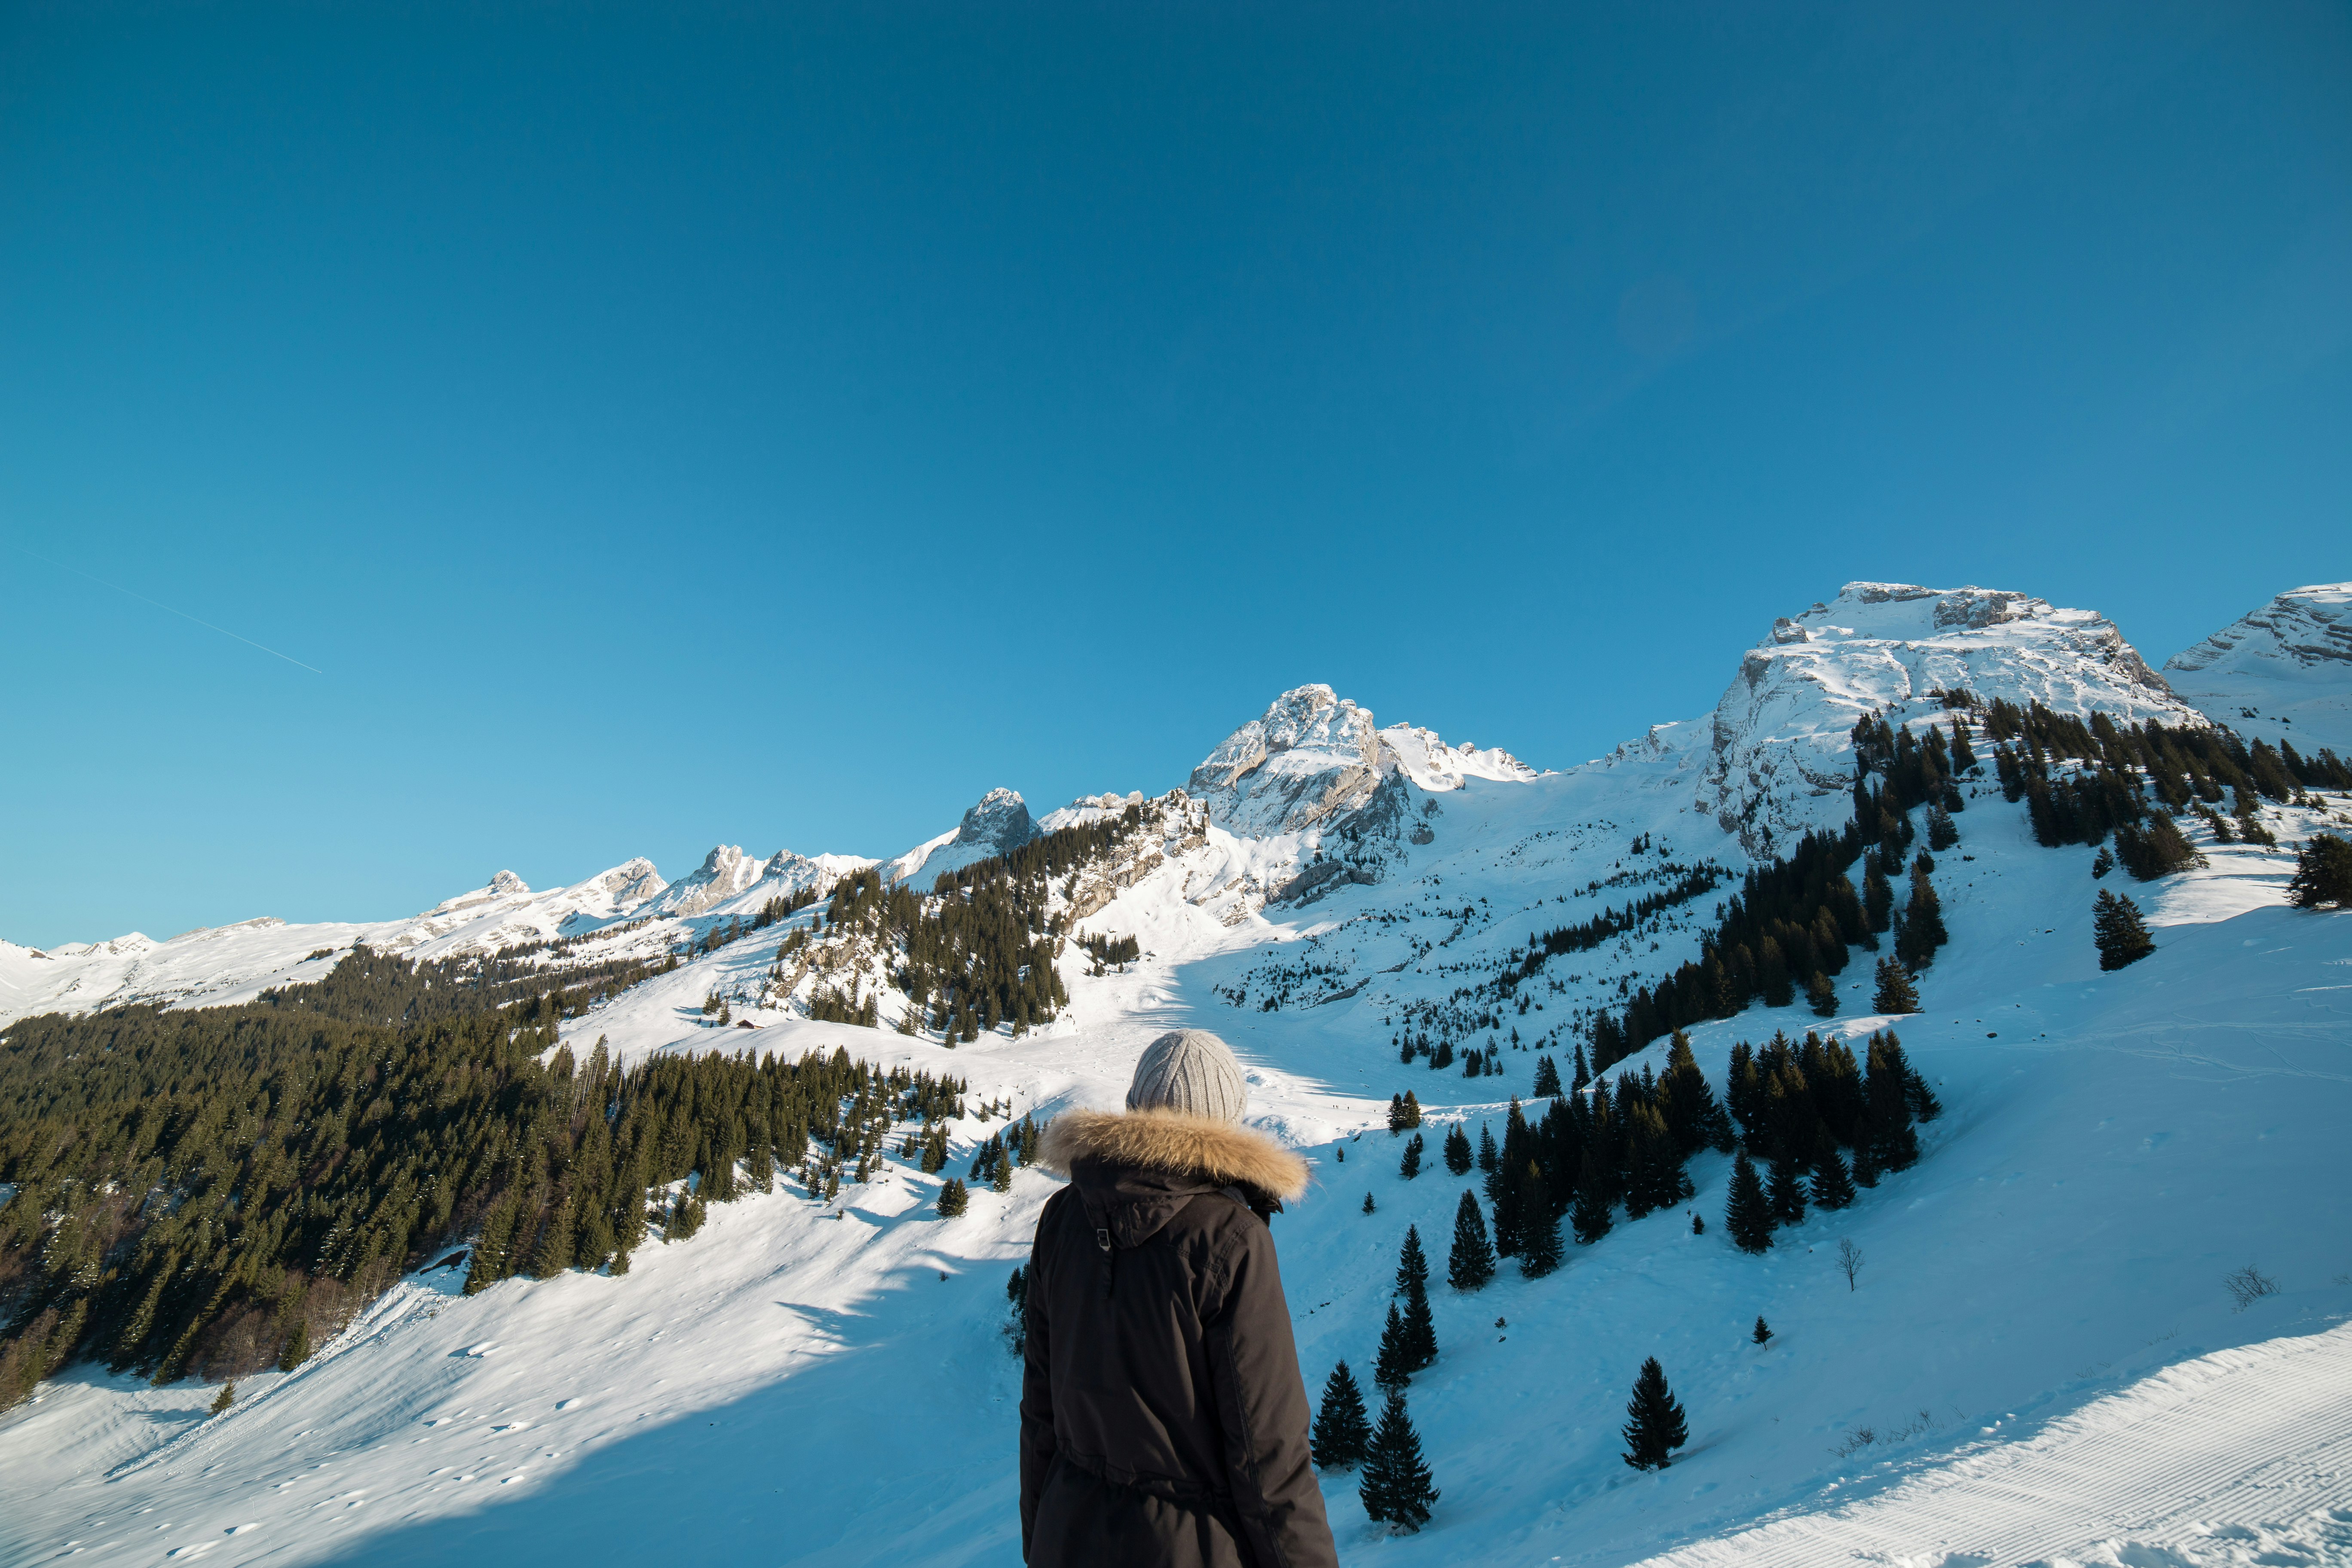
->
[1532,1055,1562,1097]
[1446,1191,1495,1291]
[936,1177,969,1217]
[1363,1191,1376,1214]
[1395,1225,1430,1296]
[1805,971,1838,1017]
[1896,868,1948,968]
[1476,1122,1498,1173]
[1767,1157,1808,1227]
[1927,804,1959,851]
[2287,833,2352,909]
[1570,1169,1614,1247]
[1401,1091,1423,1129]
[1620,1357,1690,1470]
[1572,1044,1592,1092]
[1864,1033,1921,1172]
[1311,1361,1372,1470]
[991,1149,1015,1192]
[1442,1123,1473,1176]
[1399,1132,1424,1180]
[278,1318,311,1372]
[1850,1129,1882,1188]
[1359,1386,1439,1532]
[532,1189,576,1277]
[1871,957,1920,1014]
[1725,1153,1773,1253]
[1519,1197,1564,1279]
[1690,1212,1704,1235]
[2093,889,2155,970]
[1490,1154,1524,1259]
[1400,1273,1438,1371]
[1809,1139,1856,1210]
[1752,1315,1773,1345]
[2092,844,2116,879]
[210,1381,236,1415]
[1387,1093,1409,1133]
[1373,1301,1414,1389]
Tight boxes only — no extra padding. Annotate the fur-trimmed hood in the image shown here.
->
[1038,1107,1310,1205]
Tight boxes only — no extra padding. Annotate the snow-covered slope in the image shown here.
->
[6,766,2348,1568]
[4,578,2349,1567]
[2163,581,2352,756]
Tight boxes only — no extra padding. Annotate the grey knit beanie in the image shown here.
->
[1125,1029,1248,1122]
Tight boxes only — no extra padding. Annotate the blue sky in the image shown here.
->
[3,1,2347,946]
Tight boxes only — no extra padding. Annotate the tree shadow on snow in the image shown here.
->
[311,1265,1026,1568]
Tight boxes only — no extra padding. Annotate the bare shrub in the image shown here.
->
[1832,1425,1877,1458]
[2223,1264,2280,1310]
[1837,1237,1865,1292]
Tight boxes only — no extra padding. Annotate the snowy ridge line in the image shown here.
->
[1633,1320,2352,1568]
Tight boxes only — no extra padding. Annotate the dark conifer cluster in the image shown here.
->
[1583,700,2339,1070]
[2093,891,2156,970]
[788,866,1071,1041]
[2287,833,2352,910]
[0,970,965,1412]
[1717,1027,1932,1250]
[1078,932,1142,971]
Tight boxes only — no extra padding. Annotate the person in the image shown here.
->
[1020,1029,1338,1568]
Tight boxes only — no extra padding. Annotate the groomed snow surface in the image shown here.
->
[6,780,2350,1567]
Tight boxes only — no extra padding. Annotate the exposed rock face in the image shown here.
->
[589,858,665,907]
[1188,685,1384,838]
[886,788,1041,888]
[953,787,1038,857]
[1700,582,2201,856]
[2163,583,2352,754]
[1187,686,1538,839]
[651,845,769,918]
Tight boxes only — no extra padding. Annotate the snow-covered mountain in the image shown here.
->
[648,844,871,919]
[1185,683,1538,839]
[1696,582,2203,854]
[6,577,2351,1568]
[0,860,675,1025]
[886,786,1041,888]
[2163,581,2352,756]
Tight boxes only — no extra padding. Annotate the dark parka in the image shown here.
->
[1021,1108,1338,1568]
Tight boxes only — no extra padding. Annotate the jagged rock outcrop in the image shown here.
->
[1188,685,1384,838]
[1187,685,1537,839]
[1698,582,2203,856]
[2164,583,2352,754]
[588,858,665,907]
[650,846,770,918]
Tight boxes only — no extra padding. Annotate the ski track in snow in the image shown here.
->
[6,582,2352,1567]
[1635,1323,2352,1568]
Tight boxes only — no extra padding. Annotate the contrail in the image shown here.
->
[11,543,325,674]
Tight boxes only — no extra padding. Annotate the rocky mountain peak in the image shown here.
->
[952,787,1038,854]
[1186,685,1384,837]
